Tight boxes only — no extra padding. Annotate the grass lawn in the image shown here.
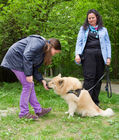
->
[0,82,119,140]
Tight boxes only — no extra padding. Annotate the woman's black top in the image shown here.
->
[85,30,100,49]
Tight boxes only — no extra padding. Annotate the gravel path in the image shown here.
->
[101,83,119,94]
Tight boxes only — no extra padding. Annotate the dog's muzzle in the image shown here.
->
[46,83,52,89]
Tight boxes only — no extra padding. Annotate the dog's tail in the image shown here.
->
[100,108,114,117]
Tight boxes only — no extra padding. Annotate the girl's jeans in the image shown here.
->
[12,70,42,117]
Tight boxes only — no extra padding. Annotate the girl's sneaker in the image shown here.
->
[36,108,52,117]
[19,113,38,120]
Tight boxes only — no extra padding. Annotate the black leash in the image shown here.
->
[88,66,112,98]
[88,73,106,92]
[67,66,112,98]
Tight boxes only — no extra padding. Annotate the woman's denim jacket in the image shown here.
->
[75,26,111,64]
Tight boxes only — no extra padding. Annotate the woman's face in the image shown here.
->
[51,47,61,56]
[88,13,97,27]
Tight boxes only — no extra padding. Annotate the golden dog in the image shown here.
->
[48,74,114,118]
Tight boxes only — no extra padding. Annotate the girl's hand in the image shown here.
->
[42,80,49,90]
[106,58,111,66]
[26,76,33,83]
[75,54,81,64]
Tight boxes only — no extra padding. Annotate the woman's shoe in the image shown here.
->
[36,108,52,117]
[19,113,38,120]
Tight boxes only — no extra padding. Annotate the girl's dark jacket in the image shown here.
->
[1,35,46,83]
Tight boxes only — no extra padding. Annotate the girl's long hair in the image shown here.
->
[83,9,103,30]
[43,38,61,65]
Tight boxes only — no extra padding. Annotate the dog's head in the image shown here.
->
[48,74,64,94]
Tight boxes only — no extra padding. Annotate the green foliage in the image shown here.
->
[0,0,119,79]
[97,0,119,79]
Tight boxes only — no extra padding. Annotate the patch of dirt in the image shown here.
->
[0,107,17,120]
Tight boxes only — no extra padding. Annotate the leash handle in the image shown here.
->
[105,66,112,98]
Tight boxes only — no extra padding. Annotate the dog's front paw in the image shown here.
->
[65,111,69,114]
[68,113,74,118]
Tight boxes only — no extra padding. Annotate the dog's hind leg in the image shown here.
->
[67,102,77,118]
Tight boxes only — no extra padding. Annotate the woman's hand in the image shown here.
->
[106,58,111,66]
[26,76,33,83]
[42,80,49,90]
[75,54,81,64]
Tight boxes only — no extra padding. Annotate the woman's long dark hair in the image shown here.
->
[44,38,61,65]
[83,9,103,30]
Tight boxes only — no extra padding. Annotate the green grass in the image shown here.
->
[0,82,119,140]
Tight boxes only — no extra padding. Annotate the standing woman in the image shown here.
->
[75,9,111,106]
[1,35,61,119]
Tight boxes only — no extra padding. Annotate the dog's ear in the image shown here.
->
[58,79,64,86]
[57,73,61,77]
